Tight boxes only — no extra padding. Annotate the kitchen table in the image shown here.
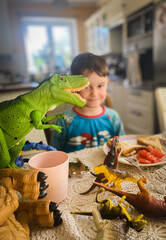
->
[27,132,166,240]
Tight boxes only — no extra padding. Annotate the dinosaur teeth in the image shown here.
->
[65,89,86,102]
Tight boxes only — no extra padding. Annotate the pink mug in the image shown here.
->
[29,151,69,203]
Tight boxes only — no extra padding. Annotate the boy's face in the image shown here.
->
[79,71,109,108]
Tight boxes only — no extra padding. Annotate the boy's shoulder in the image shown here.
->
[62,107,77,123]
[62,108,75,115]
[105,107,119,117]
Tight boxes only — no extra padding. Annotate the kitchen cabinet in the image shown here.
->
[107,81,155,135]
[85,0,157,55]
[85,0,125,55]
[106,0,125,27]
[85,0,154,55]
[124,89,155,134]
[123,0,153,16]
[85,5,110,55]
[0,0,12,54]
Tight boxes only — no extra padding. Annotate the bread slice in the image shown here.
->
[107,140,146,157]
[137,136,162,151]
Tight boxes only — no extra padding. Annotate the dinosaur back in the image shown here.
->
[0,98,34,148]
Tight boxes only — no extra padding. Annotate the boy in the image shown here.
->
[50,53,125,152]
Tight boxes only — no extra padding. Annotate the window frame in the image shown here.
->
[21,16,79,76]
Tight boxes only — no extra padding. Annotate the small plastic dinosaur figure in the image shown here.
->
[72,188,146,232]
[0,74,89,169]
[69,159,89,178]
[94,177,166,219]
[0,168,62,239]
[80,137,137,195]
[92,205,117,240]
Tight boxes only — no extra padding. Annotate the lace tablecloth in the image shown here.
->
[30,133,166,240]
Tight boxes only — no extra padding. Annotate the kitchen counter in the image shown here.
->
[0,82,39,92]
[0,82,39,103]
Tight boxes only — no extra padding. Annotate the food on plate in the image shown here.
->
[146,145,165,158]
[106,135,165,166]
[137,146,165,164]
[137,136,163,152]
[107,139,146,157]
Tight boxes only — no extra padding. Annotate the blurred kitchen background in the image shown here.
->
[0,0,166,141]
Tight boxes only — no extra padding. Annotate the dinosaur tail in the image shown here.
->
[71,211,92,216]
[94,182,137,202]
[80,173,106,195]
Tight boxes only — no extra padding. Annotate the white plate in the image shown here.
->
[103,135,166,167]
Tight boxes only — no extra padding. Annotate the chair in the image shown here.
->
[44,128,52,145]
[105,94,113,108]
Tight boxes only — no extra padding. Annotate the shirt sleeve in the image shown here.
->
[50,118,68,150]
[114,114,125,136]
[105,108,125,136]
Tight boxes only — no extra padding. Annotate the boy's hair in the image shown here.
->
[71,52,109,77]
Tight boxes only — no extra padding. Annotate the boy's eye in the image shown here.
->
[98,84,104,88]
[85,86,90,89]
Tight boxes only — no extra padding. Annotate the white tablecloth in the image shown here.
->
[30,132,166,240]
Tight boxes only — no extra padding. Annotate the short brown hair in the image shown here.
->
[71,52,109,77]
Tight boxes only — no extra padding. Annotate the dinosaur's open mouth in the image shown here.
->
[65,82,89,102]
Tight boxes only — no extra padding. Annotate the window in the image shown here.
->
[22,17,78,80]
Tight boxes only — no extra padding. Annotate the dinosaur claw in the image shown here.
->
[53,209,62,218]
[49,202,58,212]
[48,203,62,227]
[37,172,47,182]
[40,181,49,190]
[54,217,63,226]
[38,190,47,199]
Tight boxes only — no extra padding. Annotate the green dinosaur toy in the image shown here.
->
[0,74,89,169]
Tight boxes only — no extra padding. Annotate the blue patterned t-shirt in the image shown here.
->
[50,106,125,153]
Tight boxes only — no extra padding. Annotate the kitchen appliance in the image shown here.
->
[125,3,154,89]
[126,1,166,89]
[127,3,154,41]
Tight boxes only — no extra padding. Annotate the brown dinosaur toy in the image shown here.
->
[0,168,62,239]
[94,177,166,219]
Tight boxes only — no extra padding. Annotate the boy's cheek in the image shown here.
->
[79,89,89,98]
[78,93,87,101]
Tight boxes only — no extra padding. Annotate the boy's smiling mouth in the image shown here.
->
[88,98,99,101]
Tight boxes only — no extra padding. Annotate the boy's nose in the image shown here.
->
[90,88,97,96]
